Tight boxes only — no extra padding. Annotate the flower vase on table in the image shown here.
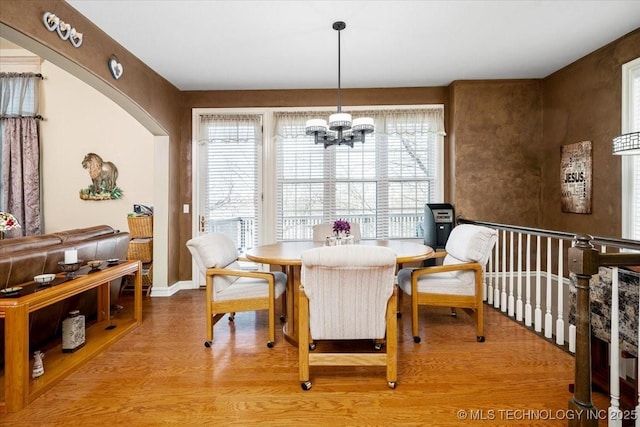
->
[332,219,351,245]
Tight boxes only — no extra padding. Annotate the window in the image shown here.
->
[197,114,261,250]
[274,107,444,240]
[0,70,41,211]
[193,106,445,246]
[622,58,640,240]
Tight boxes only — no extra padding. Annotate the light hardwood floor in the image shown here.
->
[2,289,611,426]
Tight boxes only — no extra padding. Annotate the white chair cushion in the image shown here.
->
[397,268,475,296]
[216,271,287,302]
[444,224,497,266]
[301,245,396,340]
[186,232,239,293]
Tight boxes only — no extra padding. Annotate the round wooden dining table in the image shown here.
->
[244,240,434,346]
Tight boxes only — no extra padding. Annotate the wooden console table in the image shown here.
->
[0,260,142,413]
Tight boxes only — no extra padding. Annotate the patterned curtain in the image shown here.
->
[0,72,42,236]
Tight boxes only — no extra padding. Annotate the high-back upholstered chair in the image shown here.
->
[312,222,362,242]
[186,233,287,348]
[397,224,497,343]
[298,245,398,390]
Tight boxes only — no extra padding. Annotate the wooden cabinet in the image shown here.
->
[0,261,142,413]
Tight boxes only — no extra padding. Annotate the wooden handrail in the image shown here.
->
[457,217,640,251]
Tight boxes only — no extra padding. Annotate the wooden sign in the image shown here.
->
[560,141,592,214]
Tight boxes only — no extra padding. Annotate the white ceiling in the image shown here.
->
[62,1,640,91]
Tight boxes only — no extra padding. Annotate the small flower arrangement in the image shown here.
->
[333,219,350,235]
[0,212,20,232]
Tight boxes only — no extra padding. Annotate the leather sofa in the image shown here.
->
[0,225,130,365]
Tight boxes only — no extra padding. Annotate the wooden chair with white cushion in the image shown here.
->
[397,224,498,343]
[298,244,398,390]
[186,232,287,348]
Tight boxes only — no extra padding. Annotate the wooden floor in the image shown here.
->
[3,289,612,426]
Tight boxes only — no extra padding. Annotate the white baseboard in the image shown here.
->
[149,280,192,297]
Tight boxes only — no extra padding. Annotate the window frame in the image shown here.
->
[192,105,444,245]
[621,57,640,240]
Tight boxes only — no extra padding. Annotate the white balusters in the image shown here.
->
[534,235,542,333]
[485,248,493,303]
[490,242,496,305]
[544,237,553,339]
[501,230,508,312]
[609,266,622,426]
[493,236,500,308]
[525,233,532,327]
[555,239,565,345]
[508,231,515,317]
[516,232,523,322]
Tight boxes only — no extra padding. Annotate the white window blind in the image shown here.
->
[198,114,261,249]
[631,66,640,239]
[274,108,444,241]
[622,58,640,240]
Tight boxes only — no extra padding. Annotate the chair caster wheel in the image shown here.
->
[204,341,212,348]
[413,336,421,343]
[309,343,316,350]
[280,315,286,323]
[477,336,485,342]
[301,381,312,391]
[267,341,274,348]
[228,315,235,322]
[450,310,457,317]
[388,381,397,389]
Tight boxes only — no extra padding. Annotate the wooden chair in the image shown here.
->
[298,245,398,390]
[397,224,497,343]
[186,233,287,348]
[312,222,361,242]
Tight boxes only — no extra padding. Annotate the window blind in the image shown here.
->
[274,108,444,241]
[198,114,261,249]
[632,68,640,239]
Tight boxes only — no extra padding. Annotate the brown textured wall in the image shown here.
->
[449,80,542,226]
[541,29,640,238]
[1,0,184,285]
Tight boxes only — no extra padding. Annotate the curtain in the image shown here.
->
[0,72,42,236]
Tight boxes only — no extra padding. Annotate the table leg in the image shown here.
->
[282,265,300,346]
[134,262,142,324]
[97,281,110,323]
[4,302,29,412]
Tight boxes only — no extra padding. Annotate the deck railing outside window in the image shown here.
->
[211,215,426,248]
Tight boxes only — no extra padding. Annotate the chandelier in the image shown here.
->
[305,21,374,148]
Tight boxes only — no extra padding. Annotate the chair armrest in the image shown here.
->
[431,251,447,259]
[206,267,275,281]
[411,261,483,279]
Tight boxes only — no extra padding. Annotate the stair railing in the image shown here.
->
[457,218,640,427]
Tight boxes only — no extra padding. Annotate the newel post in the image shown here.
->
[567,234,599,427]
